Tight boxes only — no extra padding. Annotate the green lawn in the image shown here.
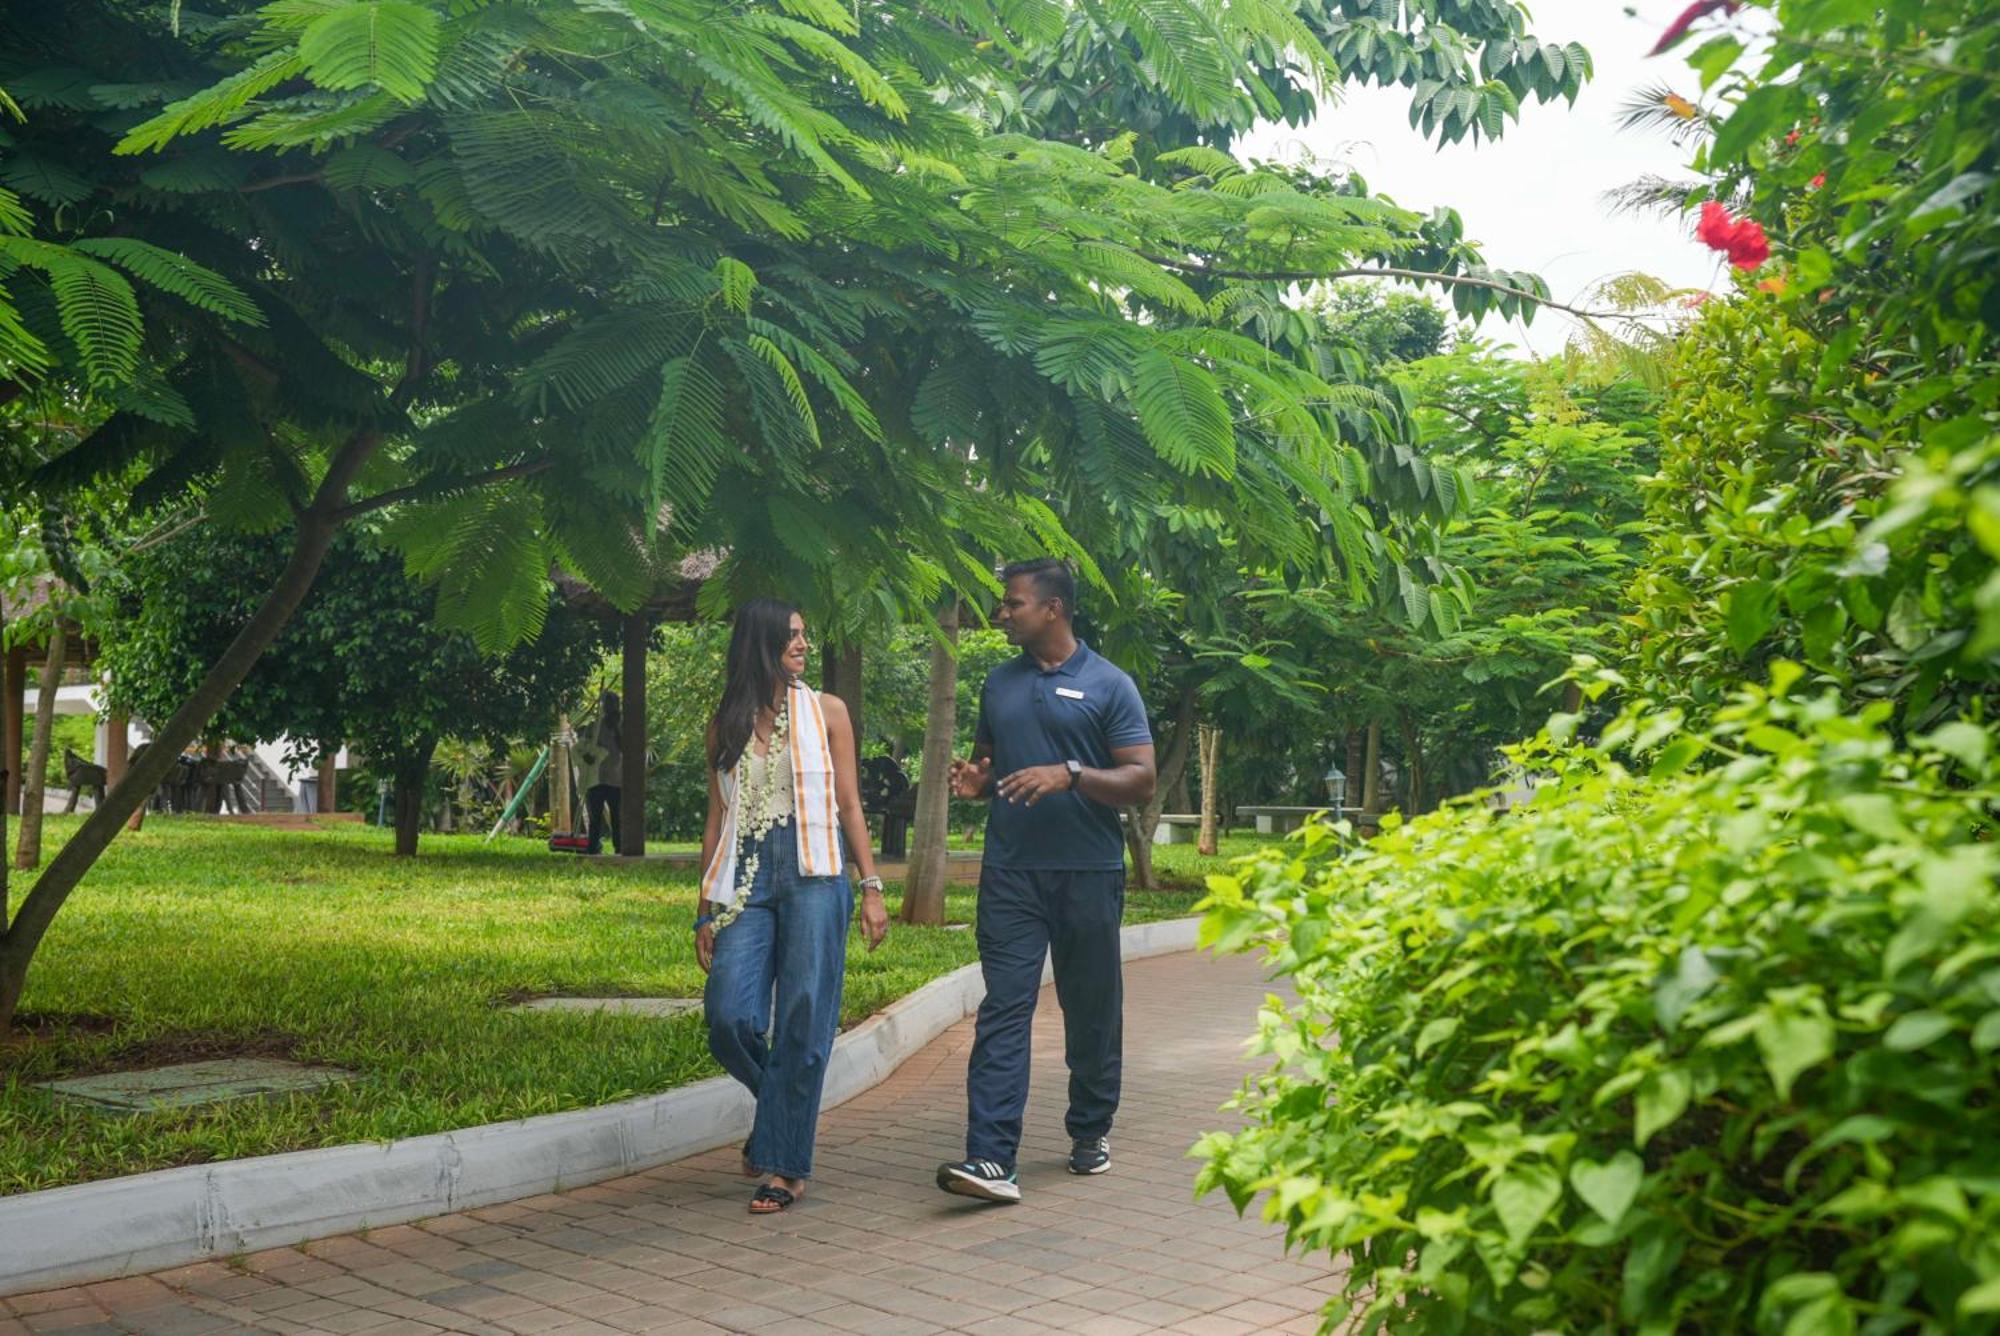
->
[0,816,1255,1195]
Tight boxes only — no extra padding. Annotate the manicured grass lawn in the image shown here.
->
[0,816,1251,1195]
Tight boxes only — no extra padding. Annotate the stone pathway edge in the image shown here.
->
[0,915,1201,1297]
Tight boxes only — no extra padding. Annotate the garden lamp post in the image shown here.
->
[1324,763,1347,812]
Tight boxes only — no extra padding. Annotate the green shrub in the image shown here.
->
[1196,677,1999,1333]
[1624,296,1999,732]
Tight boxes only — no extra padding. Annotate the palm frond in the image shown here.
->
[1615,83,1711,146]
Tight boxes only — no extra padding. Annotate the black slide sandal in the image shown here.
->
[749,1184,796,1214]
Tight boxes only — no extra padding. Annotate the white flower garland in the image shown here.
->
[711,696,791,932]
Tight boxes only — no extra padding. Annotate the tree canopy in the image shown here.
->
[101,525,608,852]
[0,0,1592,1025]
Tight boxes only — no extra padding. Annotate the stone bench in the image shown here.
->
[1234,804,1364,835]
[1151,814,1201,845]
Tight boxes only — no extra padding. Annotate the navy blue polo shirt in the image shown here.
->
[974,641,1152,871]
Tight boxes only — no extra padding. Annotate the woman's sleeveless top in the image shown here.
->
[699,680,843,908]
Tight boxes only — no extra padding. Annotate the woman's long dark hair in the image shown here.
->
[596,690,621,742]
[709,598,801,771]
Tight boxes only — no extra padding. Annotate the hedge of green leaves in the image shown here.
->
[1196,676,1998,1332]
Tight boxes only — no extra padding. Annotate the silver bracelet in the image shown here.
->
[859,875,885,894]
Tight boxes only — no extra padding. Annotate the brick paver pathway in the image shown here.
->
[4,952,1342,1335]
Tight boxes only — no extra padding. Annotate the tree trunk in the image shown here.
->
[1561,680,1584,715]
[200,739,223,813]
[1345,728,1363,811]
[901,602,959,926]
[392,739,435,858]
[1168,764,1192,817]
[1398,707,1425,814]
[821,641,863,755]
[1122,684,1195,891]
[1196,724,1221,856]
[1361,718,1383,815]
[14,633,68,870]
[104,714,139,832]
[317,749,337,814]
[0,429,380,1032]
[1,602,8,929]
[551,713,574,835]
[619,612,648,855]
[3,646,24,816]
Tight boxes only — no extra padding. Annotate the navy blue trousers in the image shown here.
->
[965,866,1124,1166]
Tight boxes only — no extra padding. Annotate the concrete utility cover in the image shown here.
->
[37,1059,354,1114]
[510,997,702,1018]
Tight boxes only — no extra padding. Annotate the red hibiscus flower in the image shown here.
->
[1810,172,1826,189]
[1697,200,1770,270]
[1650,0,1741,56]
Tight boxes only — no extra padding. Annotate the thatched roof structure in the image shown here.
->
[550,550,722,623]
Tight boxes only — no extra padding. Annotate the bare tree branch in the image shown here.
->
[1133,255,1626,322]
[333,457,556,522]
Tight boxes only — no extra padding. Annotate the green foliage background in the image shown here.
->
[1194,1,2000,1330]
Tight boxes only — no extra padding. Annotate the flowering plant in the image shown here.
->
[1694,200,1769,270]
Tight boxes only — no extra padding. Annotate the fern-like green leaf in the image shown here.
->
[259,0,353,31]
[391,489,552,653]
[647,351,731,523]
[115,51,305,154]
[0,236,142,387]
[746,332,820,443]
[747,317,879,441]
[517,306,695,413]
[545,491,651,614]
[103,362,196,429]
[138,148,253,194]
[714,256,756,315]
[911,357,985,448]
[743,14,909,120]
[0,184,30,235]
[1155,144,1241,181]
[220,90,400,149]
[0,154,93,206]
[70,238,265,327]
[1131,348,1234,477]
[298,1,442,104]
[0,275,52,381]
[321,142,416,190]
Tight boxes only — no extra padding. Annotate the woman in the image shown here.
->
[579,690,622,855]
[696,599,890,1214]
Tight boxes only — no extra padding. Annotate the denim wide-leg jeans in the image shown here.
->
[703,824,852,1180]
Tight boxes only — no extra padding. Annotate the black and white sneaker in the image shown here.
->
[1068,1136,1111,1175]
[936,1159,1021,1203]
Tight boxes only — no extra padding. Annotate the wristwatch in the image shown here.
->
[1065,759,1083,790]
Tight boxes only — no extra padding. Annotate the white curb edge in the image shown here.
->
[0,915,1201,1295]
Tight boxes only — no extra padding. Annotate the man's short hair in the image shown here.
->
[1001,558,1076,617]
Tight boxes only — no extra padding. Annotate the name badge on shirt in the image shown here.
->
[1055,686,1085,699]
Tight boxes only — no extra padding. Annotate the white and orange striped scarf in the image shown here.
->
[699,679,844,910]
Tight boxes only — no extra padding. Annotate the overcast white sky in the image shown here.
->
[1237,0,1736,356]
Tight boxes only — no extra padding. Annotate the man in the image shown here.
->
[936,558,1156,1204]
